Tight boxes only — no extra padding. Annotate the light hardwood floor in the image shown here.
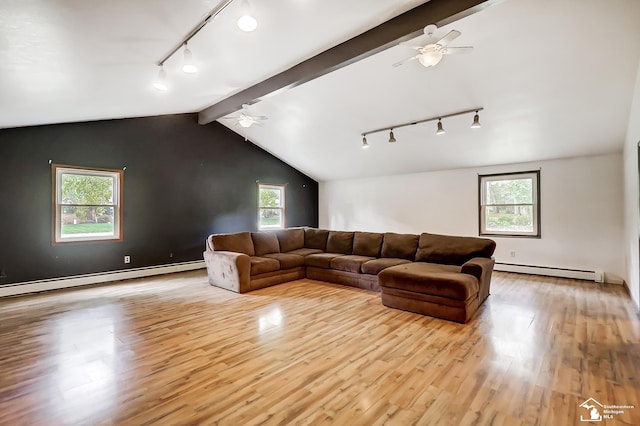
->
[0,271,639,425]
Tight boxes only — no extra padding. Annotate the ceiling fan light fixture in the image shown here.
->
[418,48,443,67]
[182,46,198,74]
[388,129,396,143]
[436,119,445,135]
[238,115,254,128]
[152,66,168,91]
[471,111,481,128]
[362,135,369,149]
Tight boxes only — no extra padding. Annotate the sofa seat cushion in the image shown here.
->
[361,258,412,275]
[305,253,342,269]
[378,263,478,301]
[285,248,324,257]
[263,253,305,269]
[249,256,281,275]
[330,255,376,273]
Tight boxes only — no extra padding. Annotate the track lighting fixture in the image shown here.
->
[182,46,198,74]
[362,135,369,149]
[237,0,258,32]
[359,107,483,148]
[153,66,168,91]
[471,111,481,128]
[152,0,255,88]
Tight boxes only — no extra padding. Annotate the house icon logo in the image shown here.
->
[579,398,603,422]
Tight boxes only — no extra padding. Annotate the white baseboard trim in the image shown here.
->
[494,262,623,284]
[0,261,206,298]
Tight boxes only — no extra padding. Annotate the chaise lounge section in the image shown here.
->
[203,228,496,323]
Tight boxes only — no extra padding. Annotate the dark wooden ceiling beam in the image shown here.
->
[198,0,499,125]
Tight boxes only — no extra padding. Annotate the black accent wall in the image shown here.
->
[0,114,318,285]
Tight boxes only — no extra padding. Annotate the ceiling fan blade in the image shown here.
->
[437,30,461,46]
[442,46,473,55]
[392,55,419,67]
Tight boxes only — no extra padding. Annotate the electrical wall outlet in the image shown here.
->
[510,251,516,257]
[124,255,131,264]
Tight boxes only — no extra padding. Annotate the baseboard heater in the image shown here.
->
[494,262,604,282]
[0,260,206,298]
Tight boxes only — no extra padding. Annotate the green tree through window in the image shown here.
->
[258,183,285,229]
[53,165,123,243]
[479,171,540,237]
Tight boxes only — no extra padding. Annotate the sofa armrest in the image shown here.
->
[461,257,495,304]
[203,250,251,293]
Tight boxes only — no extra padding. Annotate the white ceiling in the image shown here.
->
[2,0,640,182]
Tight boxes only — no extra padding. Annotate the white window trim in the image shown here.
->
[479,170,540,238]
[52,164,123,244]
[258,183,285,230]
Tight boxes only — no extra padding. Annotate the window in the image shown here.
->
[479,170,540,237]
[52,164,123,243]
[258,183,285,229]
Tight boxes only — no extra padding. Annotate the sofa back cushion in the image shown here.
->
[275,228,304,252]
[381,233,419,260]
[304,228,329,250]
[326,231,354,255]
[251,232,280,256]
[352,232,383,257]
[209,232,255,256]
[415,233,496,265]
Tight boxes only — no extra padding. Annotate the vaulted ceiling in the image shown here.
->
[2,0,639,181]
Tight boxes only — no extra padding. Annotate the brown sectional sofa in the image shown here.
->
[203,228,496,323]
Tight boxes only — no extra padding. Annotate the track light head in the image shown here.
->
[362,135,369,149]
[388,129,396,143]
[237,0,257,32]
[471,111,481,128]
[182,46,198,73]
[153,66,168,91]
[436,119,445,135]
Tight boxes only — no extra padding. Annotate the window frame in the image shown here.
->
[478,170,541,238]
[52,164,124,244]
[257,182,286,230]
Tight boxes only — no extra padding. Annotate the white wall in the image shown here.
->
[320,153,624,283]
[623,62,640,310]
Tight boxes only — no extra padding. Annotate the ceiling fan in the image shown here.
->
[223,104,268,128]
[393,24,473,68]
